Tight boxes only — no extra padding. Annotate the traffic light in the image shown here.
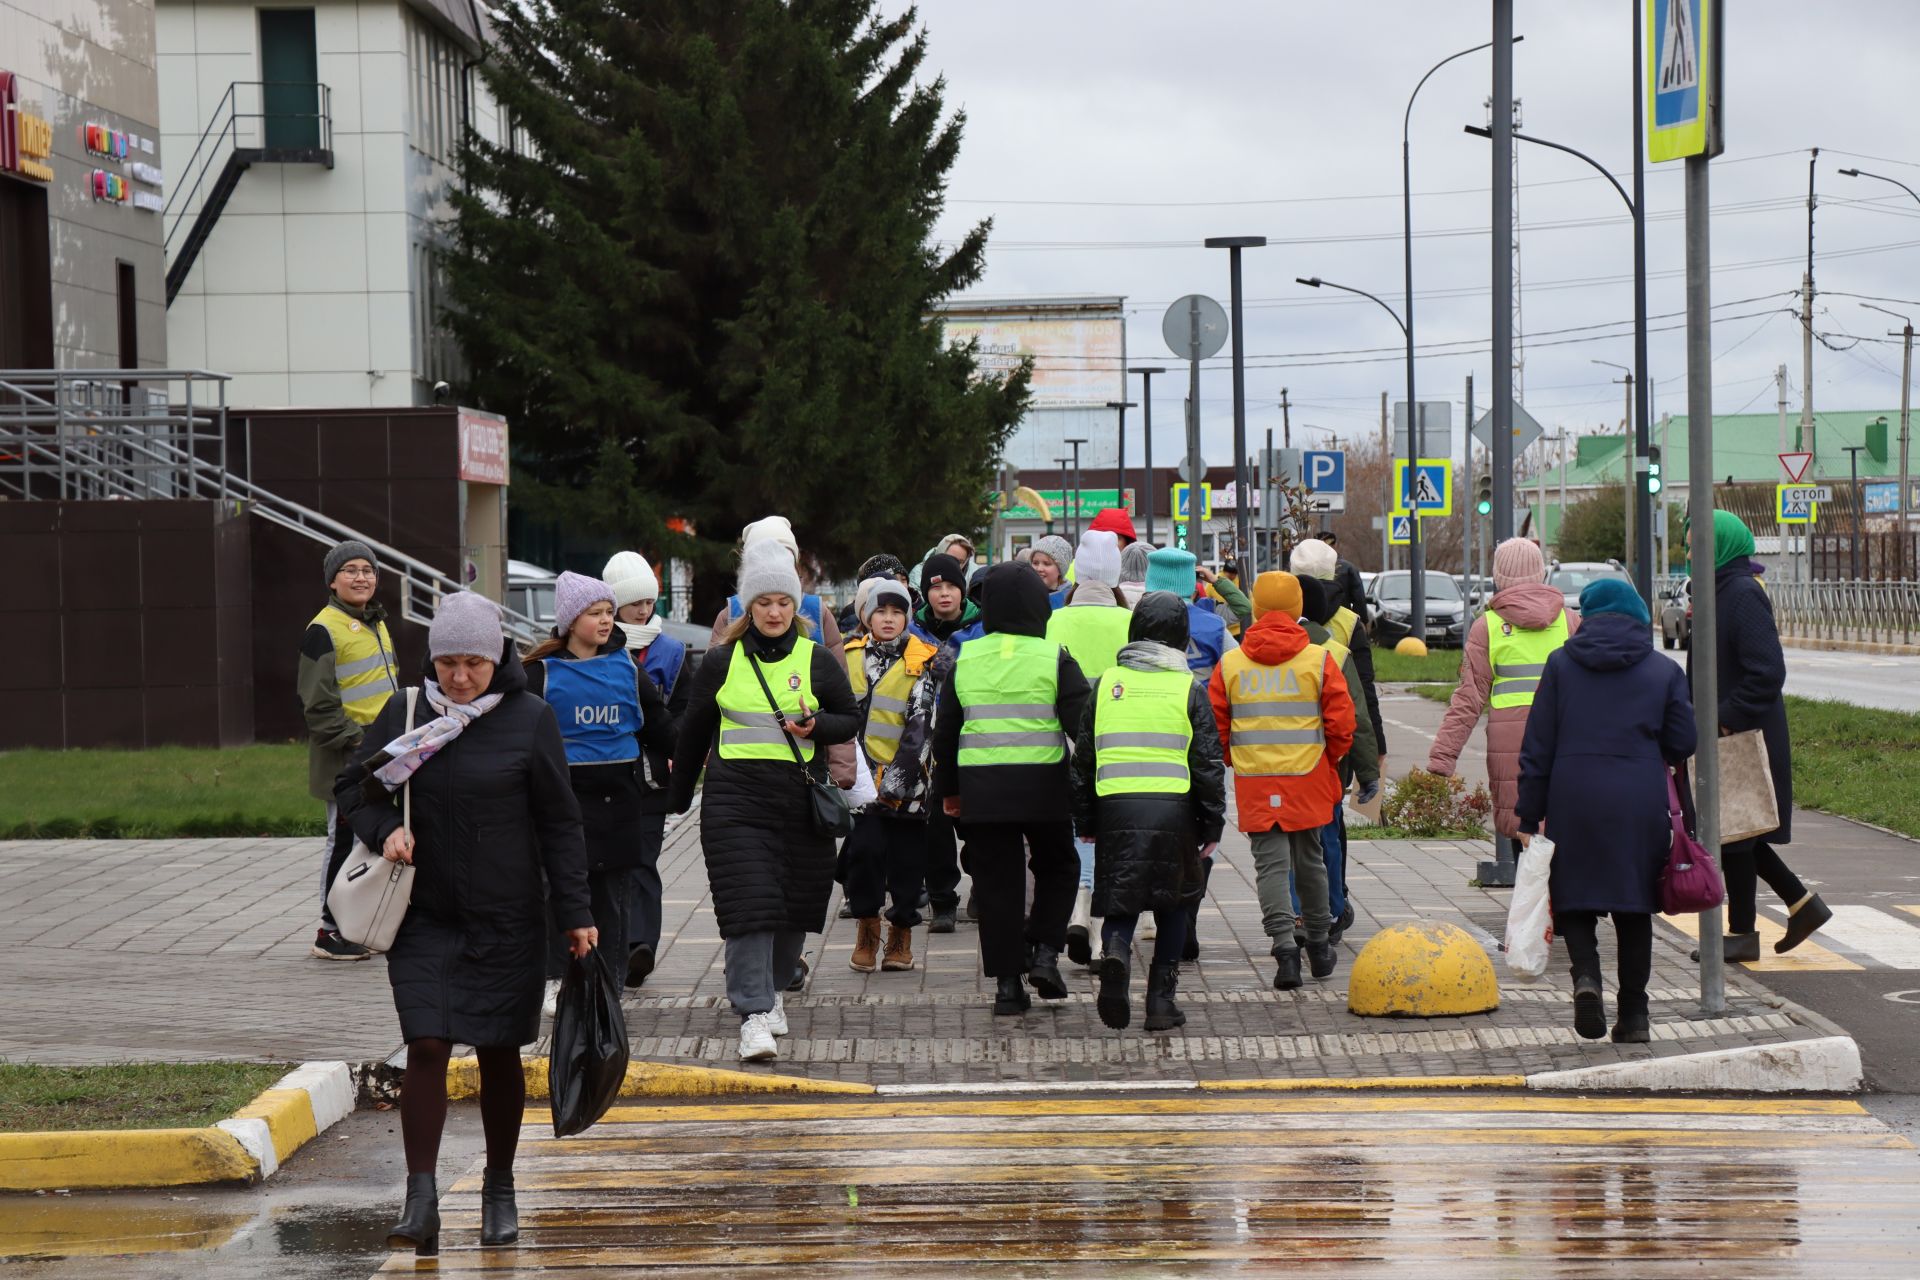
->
[1474,474,1493,516]
[1647,446,1663,495]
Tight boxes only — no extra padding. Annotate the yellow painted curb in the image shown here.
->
[231,1087,319,1164]
[1199,1075,1527,1092]
[0,1127,256,1192]
[445,1057,877,1100]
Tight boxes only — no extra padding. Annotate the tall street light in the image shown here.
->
[1206,236,1267,569]
[1066,437,1088,544]
[1299,274,1407,569]
[1845,170,1920,578]
[1403,36,1517,642]
[1593,357,1635,572]
[1468,115,1650,605]
[1106,400,1137,528]
[1053,455,1071,537]
[1129,367,1167,544]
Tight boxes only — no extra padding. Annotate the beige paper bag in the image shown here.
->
[1716,729,1781,845]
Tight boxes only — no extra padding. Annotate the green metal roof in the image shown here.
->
[1530,409,1907,490]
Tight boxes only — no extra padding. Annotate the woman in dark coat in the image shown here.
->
[336,592,593,1256]
[1070,592,1227,1032]
[667,541,858,1063]
[1516,579,1696,1044]
[1704,510,1830,959]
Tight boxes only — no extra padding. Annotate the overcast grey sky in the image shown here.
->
[908,0,1920,468]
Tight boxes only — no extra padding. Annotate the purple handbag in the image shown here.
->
[1661,768,1725,915]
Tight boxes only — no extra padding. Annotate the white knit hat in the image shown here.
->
[736,539,803,607]
[602,550,659,606]
[1289,538,1338,582]
[1075,530,1122,587]
[741,515,800,559]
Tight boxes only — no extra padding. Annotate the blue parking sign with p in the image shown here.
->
[1303,449,1345,495]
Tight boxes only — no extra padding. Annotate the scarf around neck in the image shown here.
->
[860,633,907,691]
[367,680,505,792]
[619,617,664,652]
[1117,639,1191,674]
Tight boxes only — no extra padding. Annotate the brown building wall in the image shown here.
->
[2,499,251,749]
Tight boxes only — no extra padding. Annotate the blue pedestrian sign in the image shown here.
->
[1388,513,1414,546]
[1170,482,1212,522]
[1647,0,1716,162]
[1302,449,1346,496]
[1393,459,1452,516]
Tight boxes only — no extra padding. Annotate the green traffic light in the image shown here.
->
[1475,499,1492,515]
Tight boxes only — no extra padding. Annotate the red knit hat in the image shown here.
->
[1087,507,1137,544]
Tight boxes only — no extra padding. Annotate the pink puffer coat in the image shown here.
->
[1427,582,1577,837]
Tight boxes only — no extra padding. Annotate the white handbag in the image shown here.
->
[326,688,417,953]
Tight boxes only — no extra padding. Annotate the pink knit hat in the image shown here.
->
[1492,537,1546,590]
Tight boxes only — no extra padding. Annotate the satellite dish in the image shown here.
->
[1162,294,1228,362]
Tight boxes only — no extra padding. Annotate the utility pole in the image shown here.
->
[1464,372,1475,581]
[1066,438,1087,545]
[1381,392,1391,571]
[1129,367,1166,546]
[1106,401,1136,524]
[1280,388,1292,449]
[1054,455,1072,541]
[1843,444,1868,580]
[1491,1,1517,544]
[1776,364,1796,583]
[1207,237,1267,573]
[1801,147,1819,459]
[1860,307,1914,581]
[1263,426,1276,571]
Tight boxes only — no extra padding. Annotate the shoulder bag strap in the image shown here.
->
[745,650,813,773]
[404,688,417,832]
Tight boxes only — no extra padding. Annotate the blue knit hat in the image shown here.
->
[1144,547,1198,597]
[1578,578,1650,625]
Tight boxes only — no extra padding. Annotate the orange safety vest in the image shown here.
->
[1217,643,1328,777]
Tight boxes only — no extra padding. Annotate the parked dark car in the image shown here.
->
[1659,579,1692,650]
[1369,570,1469,649]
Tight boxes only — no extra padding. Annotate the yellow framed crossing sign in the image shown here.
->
[1647,0,1721,162]
[1392,459,1452,517]
[1388,513,1415,546]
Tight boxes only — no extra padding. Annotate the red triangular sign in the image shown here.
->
[1779,452,1814,482]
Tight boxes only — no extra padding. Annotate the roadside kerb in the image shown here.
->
[0,1060,353,1192]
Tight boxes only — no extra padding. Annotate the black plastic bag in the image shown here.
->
[548,947,629,1137]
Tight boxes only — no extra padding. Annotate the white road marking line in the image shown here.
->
[1778,904,1920,971]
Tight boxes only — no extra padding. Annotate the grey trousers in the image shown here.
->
[724,929,807,1017]
[1251,827,1330,950]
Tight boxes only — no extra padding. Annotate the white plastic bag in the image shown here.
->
[846,747,879,811]
[1502,835,1555,979]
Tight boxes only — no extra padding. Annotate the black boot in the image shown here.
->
[1610,1014,1651,1043]
[480,1166,519,1246]
[1329,902,1355,947]
[993,974,1031,1016]
[1572,973,1607,1041]
[1723,931,1761,963]
[1144,962,1187,1032]
[1027,942,1070,1000]
[1096,941,1132,1030]
[1775,895,1832,954]
[1271,945,1303,991]
[386,1171,439,1256]
[624,942,655,989]
[1307,940,1339,980]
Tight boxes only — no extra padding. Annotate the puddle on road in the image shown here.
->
[1,1196,392,1272]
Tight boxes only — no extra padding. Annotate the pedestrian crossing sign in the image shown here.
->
[1171,482,1212,522]
[1388,513,1415,546]
[1393,459,1452,516]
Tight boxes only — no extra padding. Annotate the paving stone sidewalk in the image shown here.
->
[0,808,1833,1082]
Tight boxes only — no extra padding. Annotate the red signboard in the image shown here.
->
[458,411,510,485]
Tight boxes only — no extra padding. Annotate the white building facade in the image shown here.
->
[156,0,507,407]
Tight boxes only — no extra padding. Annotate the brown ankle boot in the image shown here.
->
[882,922,916,971]
[850,917,883,972]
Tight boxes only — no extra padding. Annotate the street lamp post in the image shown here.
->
[1053,455,1071,538]
[1843,444,1869,581]
[1205,237,1267,569]
[1403,36,1518,646]
[1594,358,1635,573]
[1106,401,1137,530]
[1468,115,1650,605]
[1299,276,1408,571]
[1066,437,1088,545]
[1129,367,1167,545]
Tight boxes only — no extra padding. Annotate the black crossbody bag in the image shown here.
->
[746,651,854,839]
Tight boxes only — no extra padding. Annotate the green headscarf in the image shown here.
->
[1713,510,1756,570]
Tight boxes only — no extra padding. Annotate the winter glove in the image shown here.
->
[1354,779,1381,805]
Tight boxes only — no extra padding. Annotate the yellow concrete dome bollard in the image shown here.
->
[1394,635,1429,657]
[1347,921,1500,1017]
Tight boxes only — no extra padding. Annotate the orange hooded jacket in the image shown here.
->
[1208,611,1356,833]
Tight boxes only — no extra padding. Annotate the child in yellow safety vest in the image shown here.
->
[842,578,943,974]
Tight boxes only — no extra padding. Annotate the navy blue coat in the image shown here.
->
[1516,612,1698,914]
[1705,559,1794,845]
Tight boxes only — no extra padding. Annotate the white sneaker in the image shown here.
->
[766,994,790,1037]
[541,979,562,1018]
[738,1013,779,1061]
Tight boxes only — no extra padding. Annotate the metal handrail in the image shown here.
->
[164,81,333,254]
[1767,579,1920,648]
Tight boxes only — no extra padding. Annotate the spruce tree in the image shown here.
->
[443,0,1028,596]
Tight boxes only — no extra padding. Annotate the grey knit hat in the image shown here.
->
[1119,540,1154,584]
[736,540,803,608]
[860,578,912,625]
[429,591,504,659]
[1030,534,1073,575]
[552,570,614,638]
[324,539,376,585]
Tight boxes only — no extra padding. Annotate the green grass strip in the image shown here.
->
[0,1062,289,1132]
[0,745,323,839]
[1370,648,1463,684]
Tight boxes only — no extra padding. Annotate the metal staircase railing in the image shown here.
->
[0,369,537,643]
[163,81,334,307]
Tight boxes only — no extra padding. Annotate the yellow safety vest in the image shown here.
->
[717,637,817,762]
[310,604,396,726]
[1045,604,1133,690]
[953,633,1065,769]
[1217,644,1328,777]
[1092,666,1193,796]
[1327,606,1358,652]
[1486,608,1569,710]
[846,634,936,766]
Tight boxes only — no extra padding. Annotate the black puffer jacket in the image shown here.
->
[524,638,676,871]
[667,624,858,938]
[1069,594,1228,917]
[336,642,589,1047]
